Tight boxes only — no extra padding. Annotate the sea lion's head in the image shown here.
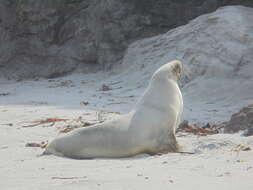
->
[171,60,182,80]
[153,60,183,81]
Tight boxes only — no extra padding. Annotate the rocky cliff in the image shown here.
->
[0,0,252,79]
[119,6,253,123]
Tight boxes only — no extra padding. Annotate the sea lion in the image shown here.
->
[44,60,183,159]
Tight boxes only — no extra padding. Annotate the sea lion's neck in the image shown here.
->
[134,77,180,113]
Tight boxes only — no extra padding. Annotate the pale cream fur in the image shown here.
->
[44,60,183,159]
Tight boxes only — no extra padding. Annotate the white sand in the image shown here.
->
[1,6,253,190]
[1,72,253,190]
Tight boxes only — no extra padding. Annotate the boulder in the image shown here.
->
[119,6,253,123]
[1,0,253,79]
[223,104,253,135]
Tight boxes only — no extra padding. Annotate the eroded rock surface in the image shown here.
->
[223,104,253,135]
[118,6,253,123]
[1,0,252,79]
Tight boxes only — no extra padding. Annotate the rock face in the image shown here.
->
[223,105,253,135]
[0,0,253,79]
[118,6,253,123]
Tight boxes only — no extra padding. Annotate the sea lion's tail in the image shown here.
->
[42,149,52,155]
[36,148,52,157]
[36,152,51,158]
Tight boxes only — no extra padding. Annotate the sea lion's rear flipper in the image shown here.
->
[167,133,182,152]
